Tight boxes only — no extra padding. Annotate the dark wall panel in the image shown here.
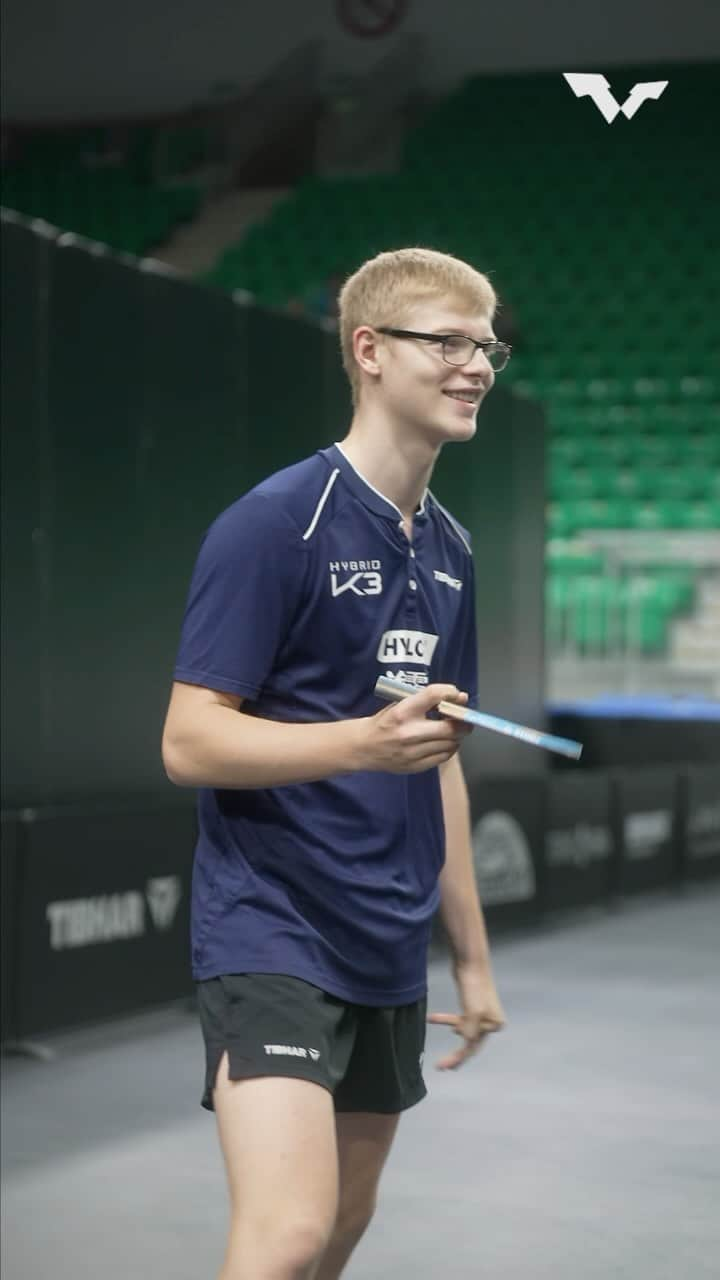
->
[43,244,145,802]
[433,385,546,780]
[0,220,55,802]
[132,271,252,795]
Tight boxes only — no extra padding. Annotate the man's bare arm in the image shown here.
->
[161,680,468,789]
[438,754,492,970]
[161,681,366,789]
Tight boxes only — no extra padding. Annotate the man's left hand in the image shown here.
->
[427,965,506,1071]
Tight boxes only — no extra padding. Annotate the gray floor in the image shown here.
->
[2,884,719,1279]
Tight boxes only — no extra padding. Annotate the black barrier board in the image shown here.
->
[613,769,680,896]
[544,773,614,912]
[1,815,21,1044]
[470,778,546,928]
[549,710,720,769]
[15,805,197,1038]
[432,777,545,945]
[683,765,720,881]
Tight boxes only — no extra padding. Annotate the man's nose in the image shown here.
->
[465,348,495,381]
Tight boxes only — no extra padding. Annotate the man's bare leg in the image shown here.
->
[312,1111,400,1280]
[213,1052,340,1280]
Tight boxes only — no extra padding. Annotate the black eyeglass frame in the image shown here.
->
[375,327,512,371]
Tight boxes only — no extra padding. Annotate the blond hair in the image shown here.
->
[338,248,497,406]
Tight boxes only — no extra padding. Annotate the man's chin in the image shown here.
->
[435,415,478,443]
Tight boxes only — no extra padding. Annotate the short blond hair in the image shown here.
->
[338,247,497,406]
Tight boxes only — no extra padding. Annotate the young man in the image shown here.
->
[162,247,510,1280]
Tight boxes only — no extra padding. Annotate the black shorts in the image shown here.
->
[196,972,428,1114]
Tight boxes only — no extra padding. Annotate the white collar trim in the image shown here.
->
[334,442,429,519]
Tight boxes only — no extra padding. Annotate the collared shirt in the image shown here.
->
[173,442,479,1004]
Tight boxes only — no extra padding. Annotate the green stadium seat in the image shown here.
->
[545,575,572,649]
[550,467,606,500]
[621,578,671,654]
[548,565,695,658]
[633,437,685,467]
[547,503,580,537]
[578,438,633,467]
[549,439,586,466]
[569,577,624,654]
[650,468,712,501]
[585,378,629,402]
[545,543,606,575]
[679,376,716,401]
[652,571,695,612]
[684,437,720,467]
[631,502,682,529]
[629,377,671,403]
[566,499,635,530]
[5,142,199,256]
[612,470,654,500]
[679,501,720,530]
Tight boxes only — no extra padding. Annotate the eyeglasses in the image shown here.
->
[376,327,512,372]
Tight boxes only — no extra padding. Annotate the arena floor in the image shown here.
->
[3,883,718,1279]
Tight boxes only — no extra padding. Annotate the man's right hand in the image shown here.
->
[354,684,473,774]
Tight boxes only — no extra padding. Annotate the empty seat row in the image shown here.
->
[548,400,719,432]
[550,466,720,503]
[546,574,694,655]
[547,499,720,536]
[3,167,199,255]
[518,377,718,408]
[550,436,720,467]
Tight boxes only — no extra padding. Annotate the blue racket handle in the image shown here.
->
[373,676,583,761]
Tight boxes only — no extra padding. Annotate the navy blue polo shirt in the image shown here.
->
[173,442,479,1005]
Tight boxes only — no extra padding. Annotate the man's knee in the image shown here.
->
[334,1196,376,1244]
[224,1213,333,1279]
[282,1216,335,1269]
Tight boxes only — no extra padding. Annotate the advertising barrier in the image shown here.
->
[3,766,717,1041]
[544,772,615,912]
[612,768,681,897]
[1,814,22,1044]
[468,777,546,929]
[431,776,545,949]
[681,765,720,881]
[12,802,197,1039]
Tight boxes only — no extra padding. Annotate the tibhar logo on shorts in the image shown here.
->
[264,1044,321,1061]
[433,569,462,591]
[330,559,383,598]
[377,630,439,664]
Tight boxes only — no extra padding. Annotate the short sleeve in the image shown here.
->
[452,555,479,707]
[172,492,308,699]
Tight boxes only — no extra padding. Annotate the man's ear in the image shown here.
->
[353,326,382,379]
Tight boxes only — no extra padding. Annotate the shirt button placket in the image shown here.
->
[408,541,417,600]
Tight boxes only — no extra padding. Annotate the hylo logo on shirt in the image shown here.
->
[377,630,439,664]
